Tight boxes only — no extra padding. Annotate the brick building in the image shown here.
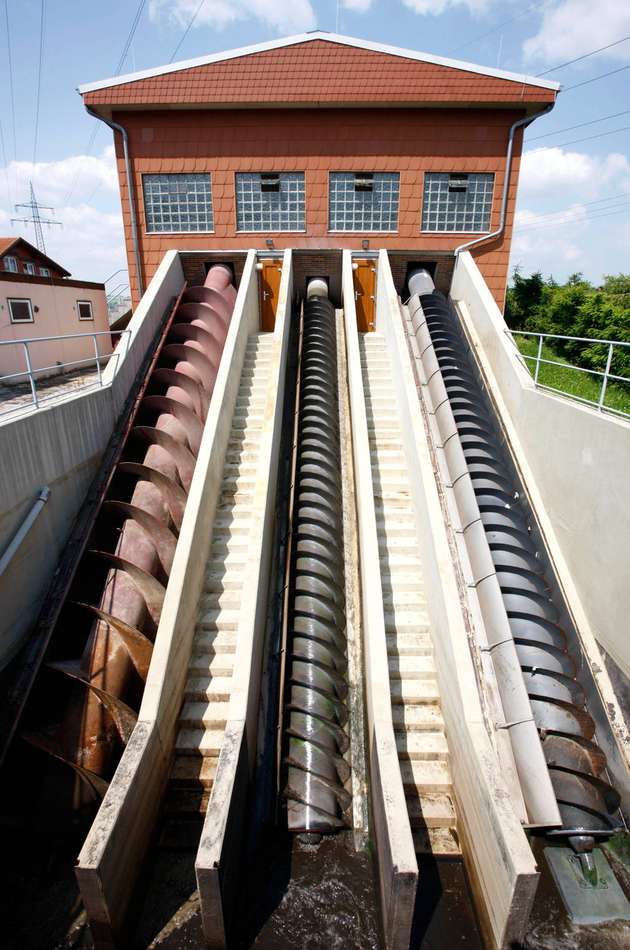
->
[80,32,558,308]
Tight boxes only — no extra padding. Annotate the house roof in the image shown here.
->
[0,237,71,277]
[80,32,559,113]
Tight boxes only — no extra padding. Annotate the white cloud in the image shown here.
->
[402,0,490,16]
[523,0,630,64]
[148,0,317,35]
[512,147,630,280]
[518,147,630,197]
[342,0,374,11]
[0,147,126,284]
[2,146,118,210]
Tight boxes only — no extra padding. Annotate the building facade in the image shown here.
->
[0,238,111,384]
[80,33,558,308]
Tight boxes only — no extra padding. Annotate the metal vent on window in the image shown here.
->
[354,173,374,192]
[260,173,281,193]
[448,174,469,193]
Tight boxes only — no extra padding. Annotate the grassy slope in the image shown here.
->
[514,336,630,415]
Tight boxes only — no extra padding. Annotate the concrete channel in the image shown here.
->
[0,247,628,950]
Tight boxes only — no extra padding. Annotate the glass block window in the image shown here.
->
[235,172,305,232]
[329,172,399,232]
[422,172,494,232]
[142,173,213,233]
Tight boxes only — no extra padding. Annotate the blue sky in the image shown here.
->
[1,0,629,293]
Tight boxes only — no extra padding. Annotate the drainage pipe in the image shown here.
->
[284,283,351,834]
[454,105,554,259]
[0,487,50,580]
[85,107,144,298]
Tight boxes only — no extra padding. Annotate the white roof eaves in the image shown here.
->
[78,31,561,96]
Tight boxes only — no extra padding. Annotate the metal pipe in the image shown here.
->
[0,487,50,578]
[455,105,554,259]
[85,107,144,299]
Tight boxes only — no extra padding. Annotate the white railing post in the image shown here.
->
[93,334,103,387]
[22,342,38,409]
[598,342,614,411]
[533,334,543,385]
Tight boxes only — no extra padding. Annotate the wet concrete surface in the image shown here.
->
[521,837,630,950]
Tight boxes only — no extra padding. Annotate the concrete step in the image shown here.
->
[163,786,211,816]
[175,728,224,756]
[386,633,433,657]
[413,827,460,856]
[185,676,233,702]
[203,574,244,594]
[191,630,237,652]
[196,608,240,631]
[399,759,452,793]
[187,651,235,677]
[170,754,218,788]
[179,701,229,729]
[390,678,440,704]
[406,793,456,829]
[392,702,443,731]
[388,654,435,679]
[395,731,449,761]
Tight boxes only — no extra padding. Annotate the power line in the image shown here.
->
[32,0,46,168]
[4,0,17,164]
[528,109,630,140]
[450,1,543,55]
[169,0,207,63]
[515,192,630,226]
[0,119,12,209]
[526,123,630,152]
[562,63,630,92]
[536,33,630,76]
[116,0,147,75]
[515,203,630,234]
[65,0,148,206]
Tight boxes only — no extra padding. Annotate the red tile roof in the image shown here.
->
[82,37,557,111]
[0,236,71,276]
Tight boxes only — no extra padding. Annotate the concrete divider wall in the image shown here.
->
[451,251,630,681]
[76,250,259,948]
[196,250,293,948]
[375,250,539,949]
[0,250,184,670]
[341,250,418,950]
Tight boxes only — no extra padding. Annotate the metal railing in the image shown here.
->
[508,329,630,418]
[0,329,130,416]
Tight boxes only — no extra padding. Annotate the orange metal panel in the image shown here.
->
[260,259,283,331]
[353,259,376,333]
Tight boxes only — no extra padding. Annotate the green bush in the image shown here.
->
[505,270,630,384]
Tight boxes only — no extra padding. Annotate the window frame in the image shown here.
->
[40,266,50,277]
[234,171,307,234]
[77,300,94,322]
[8,297,34,324]
[420,171,496,235]
[24,261,36,275]
[4,256,18,273]
[327,170,401,234]
[142,172,215,235]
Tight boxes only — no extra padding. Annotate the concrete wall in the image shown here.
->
[111,106,527,309]
[0,279,111,381]
[76,250,260,948]
[451,252,630,679]
[342,250,418,950]
[0,251,184,670]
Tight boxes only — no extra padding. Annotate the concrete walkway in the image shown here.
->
[0,366,102,416]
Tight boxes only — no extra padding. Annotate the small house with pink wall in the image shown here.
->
[0,237,112,384]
